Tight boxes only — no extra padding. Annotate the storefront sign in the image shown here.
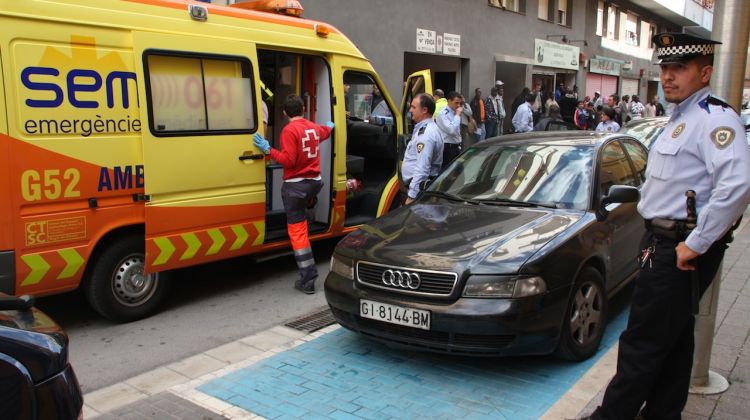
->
[589,58,621,76]
[416,28,436,53]
[533,39,579,71]
[443,33,461,56]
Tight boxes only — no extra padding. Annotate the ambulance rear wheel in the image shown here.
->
[84,235,170,323]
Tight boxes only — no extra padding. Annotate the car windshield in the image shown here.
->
[429,142,594,210]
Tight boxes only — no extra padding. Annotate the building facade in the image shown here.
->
[218,0,717,122]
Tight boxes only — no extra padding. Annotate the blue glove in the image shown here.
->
[325,121,335,129]
[253,133,270,154]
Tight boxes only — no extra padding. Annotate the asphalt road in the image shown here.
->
[34,238,340,393]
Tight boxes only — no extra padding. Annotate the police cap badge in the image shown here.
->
[653,32,721,64]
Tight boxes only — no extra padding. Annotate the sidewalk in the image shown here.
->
[84,215,750,420]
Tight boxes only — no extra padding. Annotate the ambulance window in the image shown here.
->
[343,72,393,124]
[145,53,255,135]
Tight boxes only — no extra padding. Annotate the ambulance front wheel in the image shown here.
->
[84,235,170,323]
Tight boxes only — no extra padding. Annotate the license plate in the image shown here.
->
[360,299,430,330]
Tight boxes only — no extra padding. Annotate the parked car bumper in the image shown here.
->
[324,272,571,356]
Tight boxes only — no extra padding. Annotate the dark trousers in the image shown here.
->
[593,231,726,420]
[441,143,462,171]
[485,118,498,138]
[281,179,323,283]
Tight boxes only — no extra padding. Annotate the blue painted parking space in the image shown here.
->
[199,310,628,420]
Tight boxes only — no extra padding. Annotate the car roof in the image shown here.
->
[480,131,629,148]
[621,116,669,130]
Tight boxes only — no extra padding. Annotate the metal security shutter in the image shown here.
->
[621,78,639,97]
[601,75,618,99]
[587,74,618,99]
[586,73,602,99]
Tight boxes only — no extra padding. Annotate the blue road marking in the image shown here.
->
[200,310,628,419]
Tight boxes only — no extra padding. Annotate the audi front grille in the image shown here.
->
[356,261,457,296]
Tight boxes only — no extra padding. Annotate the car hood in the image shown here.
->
[342,197,583,274]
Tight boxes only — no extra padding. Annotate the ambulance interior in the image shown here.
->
[259,50,398,240]
[342,72,398,226]
[258,50,332,242]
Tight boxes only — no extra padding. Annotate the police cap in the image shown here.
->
[653,32,721,64]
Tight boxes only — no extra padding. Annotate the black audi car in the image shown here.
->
[0,294,83,419]
[325,132,648,361]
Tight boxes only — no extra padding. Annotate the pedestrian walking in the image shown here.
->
[400,93,443,205]
[644,97,657,118]
[583,32,750,420]
[484,87,502,138]
[434,91,463,170]
[470,88,486,141]
[459,95,475,149]
[630,95,645,120]
[252,94,334,294]
[511,87,531,122]
[512,92,535,133]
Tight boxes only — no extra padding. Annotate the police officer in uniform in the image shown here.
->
[401,93,443,205]
[586,33,750,420]
[435,91,463,170]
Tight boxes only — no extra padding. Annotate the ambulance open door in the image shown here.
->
[400,70,432,137]
[133,32,266,272]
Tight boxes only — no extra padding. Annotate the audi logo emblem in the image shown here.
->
[381,269,421,290]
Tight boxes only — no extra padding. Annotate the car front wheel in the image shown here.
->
[556,266,607,361]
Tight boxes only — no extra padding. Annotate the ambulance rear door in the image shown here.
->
[133,32,266,272]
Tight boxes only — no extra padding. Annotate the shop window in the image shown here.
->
[145,53,255,136]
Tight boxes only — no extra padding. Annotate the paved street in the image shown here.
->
[35,239,339,392]
[80,211,750,419]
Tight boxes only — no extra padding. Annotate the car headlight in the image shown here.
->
[463,275,547,298]
[330,255,354,280]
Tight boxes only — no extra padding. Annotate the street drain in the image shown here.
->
[285,306,337,332]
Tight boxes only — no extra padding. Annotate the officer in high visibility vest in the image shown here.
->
[254,95,334,294]
[585,32,750,420]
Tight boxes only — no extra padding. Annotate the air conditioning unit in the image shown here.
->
[623,60,633,70]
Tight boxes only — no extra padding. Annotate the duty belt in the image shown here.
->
[645,218,735,244]
[644,218,691,241]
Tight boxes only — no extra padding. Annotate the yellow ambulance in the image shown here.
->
[0,0,433,321]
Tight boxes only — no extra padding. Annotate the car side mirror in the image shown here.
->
[596,185,639,221]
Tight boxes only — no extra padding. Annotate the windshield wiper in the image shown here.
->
[475,198,557,209]
[423,190,478,204]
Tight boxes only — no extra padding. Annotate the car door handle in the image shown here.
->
[239,153,265,161]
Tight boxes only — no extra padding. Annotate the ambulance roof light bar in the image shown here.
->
[231,0,304,17]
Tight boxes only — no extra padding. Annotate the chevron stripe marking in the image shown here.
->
[180,232,201,261]
[206,229,226,255]
[153,237,176,265]
[57,248,84,279]
[252,221,265,246]
[20,254,51,286]
[229,225,248,251]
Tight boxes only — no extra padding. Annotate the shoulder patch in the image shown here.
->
[416,142,425,153]
[711,126,735,149]
[417,126,426,136]
[672,123,685,138]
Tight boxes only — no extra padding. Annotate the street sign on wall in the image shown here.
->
[416,28,436,53]
[443,33,461,56]
[533,39,579,70]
